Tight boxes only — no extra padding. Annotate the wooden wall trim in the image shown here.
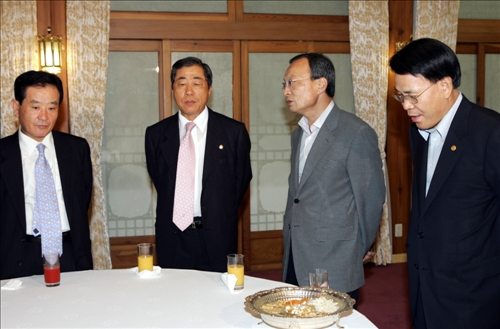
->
[110,19,349,42]
[457,19,500,43]
[110,236,156,269]
[476,44,486,106]
[242,14,348,24]
[37,0,69,134]
[248,230,283,271]
[162,40,172,120]
[111,11,230,21]
[387,0,414,255]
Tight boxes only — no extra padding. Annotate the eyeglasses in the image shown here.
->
[281,77,311,90]
[392,82,436,104]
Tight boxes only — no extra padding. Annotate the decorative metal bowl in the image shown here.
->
[245,286,355,329]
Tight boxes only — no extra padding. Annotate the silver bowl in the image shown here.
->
[245,286,355,329]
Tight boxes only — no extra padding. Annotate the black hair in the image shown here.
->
[389,38,461,88]
[14,70,64,105]
[289,53,336,97]
[170,56,213,88]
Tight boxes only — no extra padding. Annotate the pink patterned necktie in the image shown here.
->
[173,122,196,231]
[32,143,62,256]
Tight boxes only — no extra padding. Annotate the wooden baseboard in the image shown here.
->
[391,253,407,263]
[110,236,156,269]
[110,234,408,269]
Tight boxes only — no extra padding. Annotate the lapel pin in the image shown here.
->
[451,145,457,151]
[219,144,224,150]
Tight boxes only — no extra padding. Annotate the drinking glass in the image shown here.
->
[43,254,60,287]
[137,243,154,272]
[227,254,244,290]
[309,268,329,288]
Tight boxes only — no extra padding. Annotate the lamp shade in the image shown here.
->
[38,28,63,74]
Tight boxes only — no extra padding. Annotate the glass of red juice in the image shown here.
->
[43,254,60,287]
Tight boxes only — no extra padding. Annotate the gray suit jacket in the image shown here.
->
[282,104,385,292]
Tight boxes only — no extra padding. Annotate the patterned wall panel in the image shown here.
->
[110,0,227,13]
[103,52,159,237]
[244,0,348,16]
[457,54,477,105]
[485,54,500,112]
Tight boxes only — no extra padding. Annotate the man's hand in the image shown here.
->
[363,250,375,263]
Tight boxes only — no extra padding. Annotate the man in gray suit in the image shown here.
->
[281,53,385,307]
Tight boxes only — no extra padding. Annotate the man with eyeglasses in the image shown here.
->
[390,38,500,329]
[281,53,385,308]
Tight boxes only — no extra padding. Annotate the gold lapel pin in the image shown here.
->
[451,145,457,151]
[219,144,224,150]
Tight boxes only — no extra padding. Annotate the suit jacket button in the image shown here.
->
[414,263,418,269]
[418,232,425,239]
[288,224,291,229]
[18,262,23,266]
[294,199,299,204]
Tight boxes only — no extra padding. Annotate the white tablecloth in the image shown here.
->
[1,269,377,328]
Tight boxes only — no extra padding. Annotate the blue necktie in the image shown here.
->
[32,143,62,256]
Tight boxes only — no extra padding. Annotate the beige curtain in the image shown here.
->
[348,1,392,265]
[0,0,38,137]
[414,0,460,51]
[66,0,111,269]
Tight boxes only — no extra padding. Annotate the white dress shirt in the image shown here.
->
[419,93,462,195]
[18,130,70,234]
[178,107,208,217]
[298,100,334,182]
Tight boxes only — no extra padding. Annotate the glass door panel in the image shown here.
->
[103,50,160,237]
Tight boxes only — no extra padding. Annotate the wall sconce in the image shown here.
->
[37,27,63,74]
[395,35,413,53]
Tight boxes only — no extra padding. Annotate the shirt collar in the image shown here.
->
[18,128,55,154]
[418,92,462,141]
[299,101,335,135]
[178,106,209,133]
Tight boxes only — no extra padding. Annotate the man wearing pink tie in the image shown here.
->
[145,57,252,272]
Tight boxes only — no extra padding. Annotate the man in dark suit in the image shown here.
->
[0,71,93,280]
[281,53,386,306]
[390,38,500,329]
[145,57,252,272]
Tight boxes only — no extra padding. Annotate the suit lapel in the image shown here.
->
[202,109,224,185]
[297,105,340,191]
[289,128,301,194]
[0,132,26,232]
[411,128,429,217]
[53,132,72,206]
[160,113,180,174]
[422,97,470,216]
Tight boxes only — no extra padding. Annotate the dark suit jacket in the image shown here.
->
[0,130,93,280]
[282,104,385,291]
[145,109,252,272]
[407,96,500,328]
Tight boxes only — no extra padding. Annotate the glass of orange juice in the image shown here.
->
[227,254,244,290]
[137,243,154,272]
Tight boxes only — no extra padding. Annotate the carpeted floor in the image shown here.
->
[246,262,412,329]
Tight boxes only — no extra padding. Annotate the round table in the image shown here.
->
[1,269,377,328]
